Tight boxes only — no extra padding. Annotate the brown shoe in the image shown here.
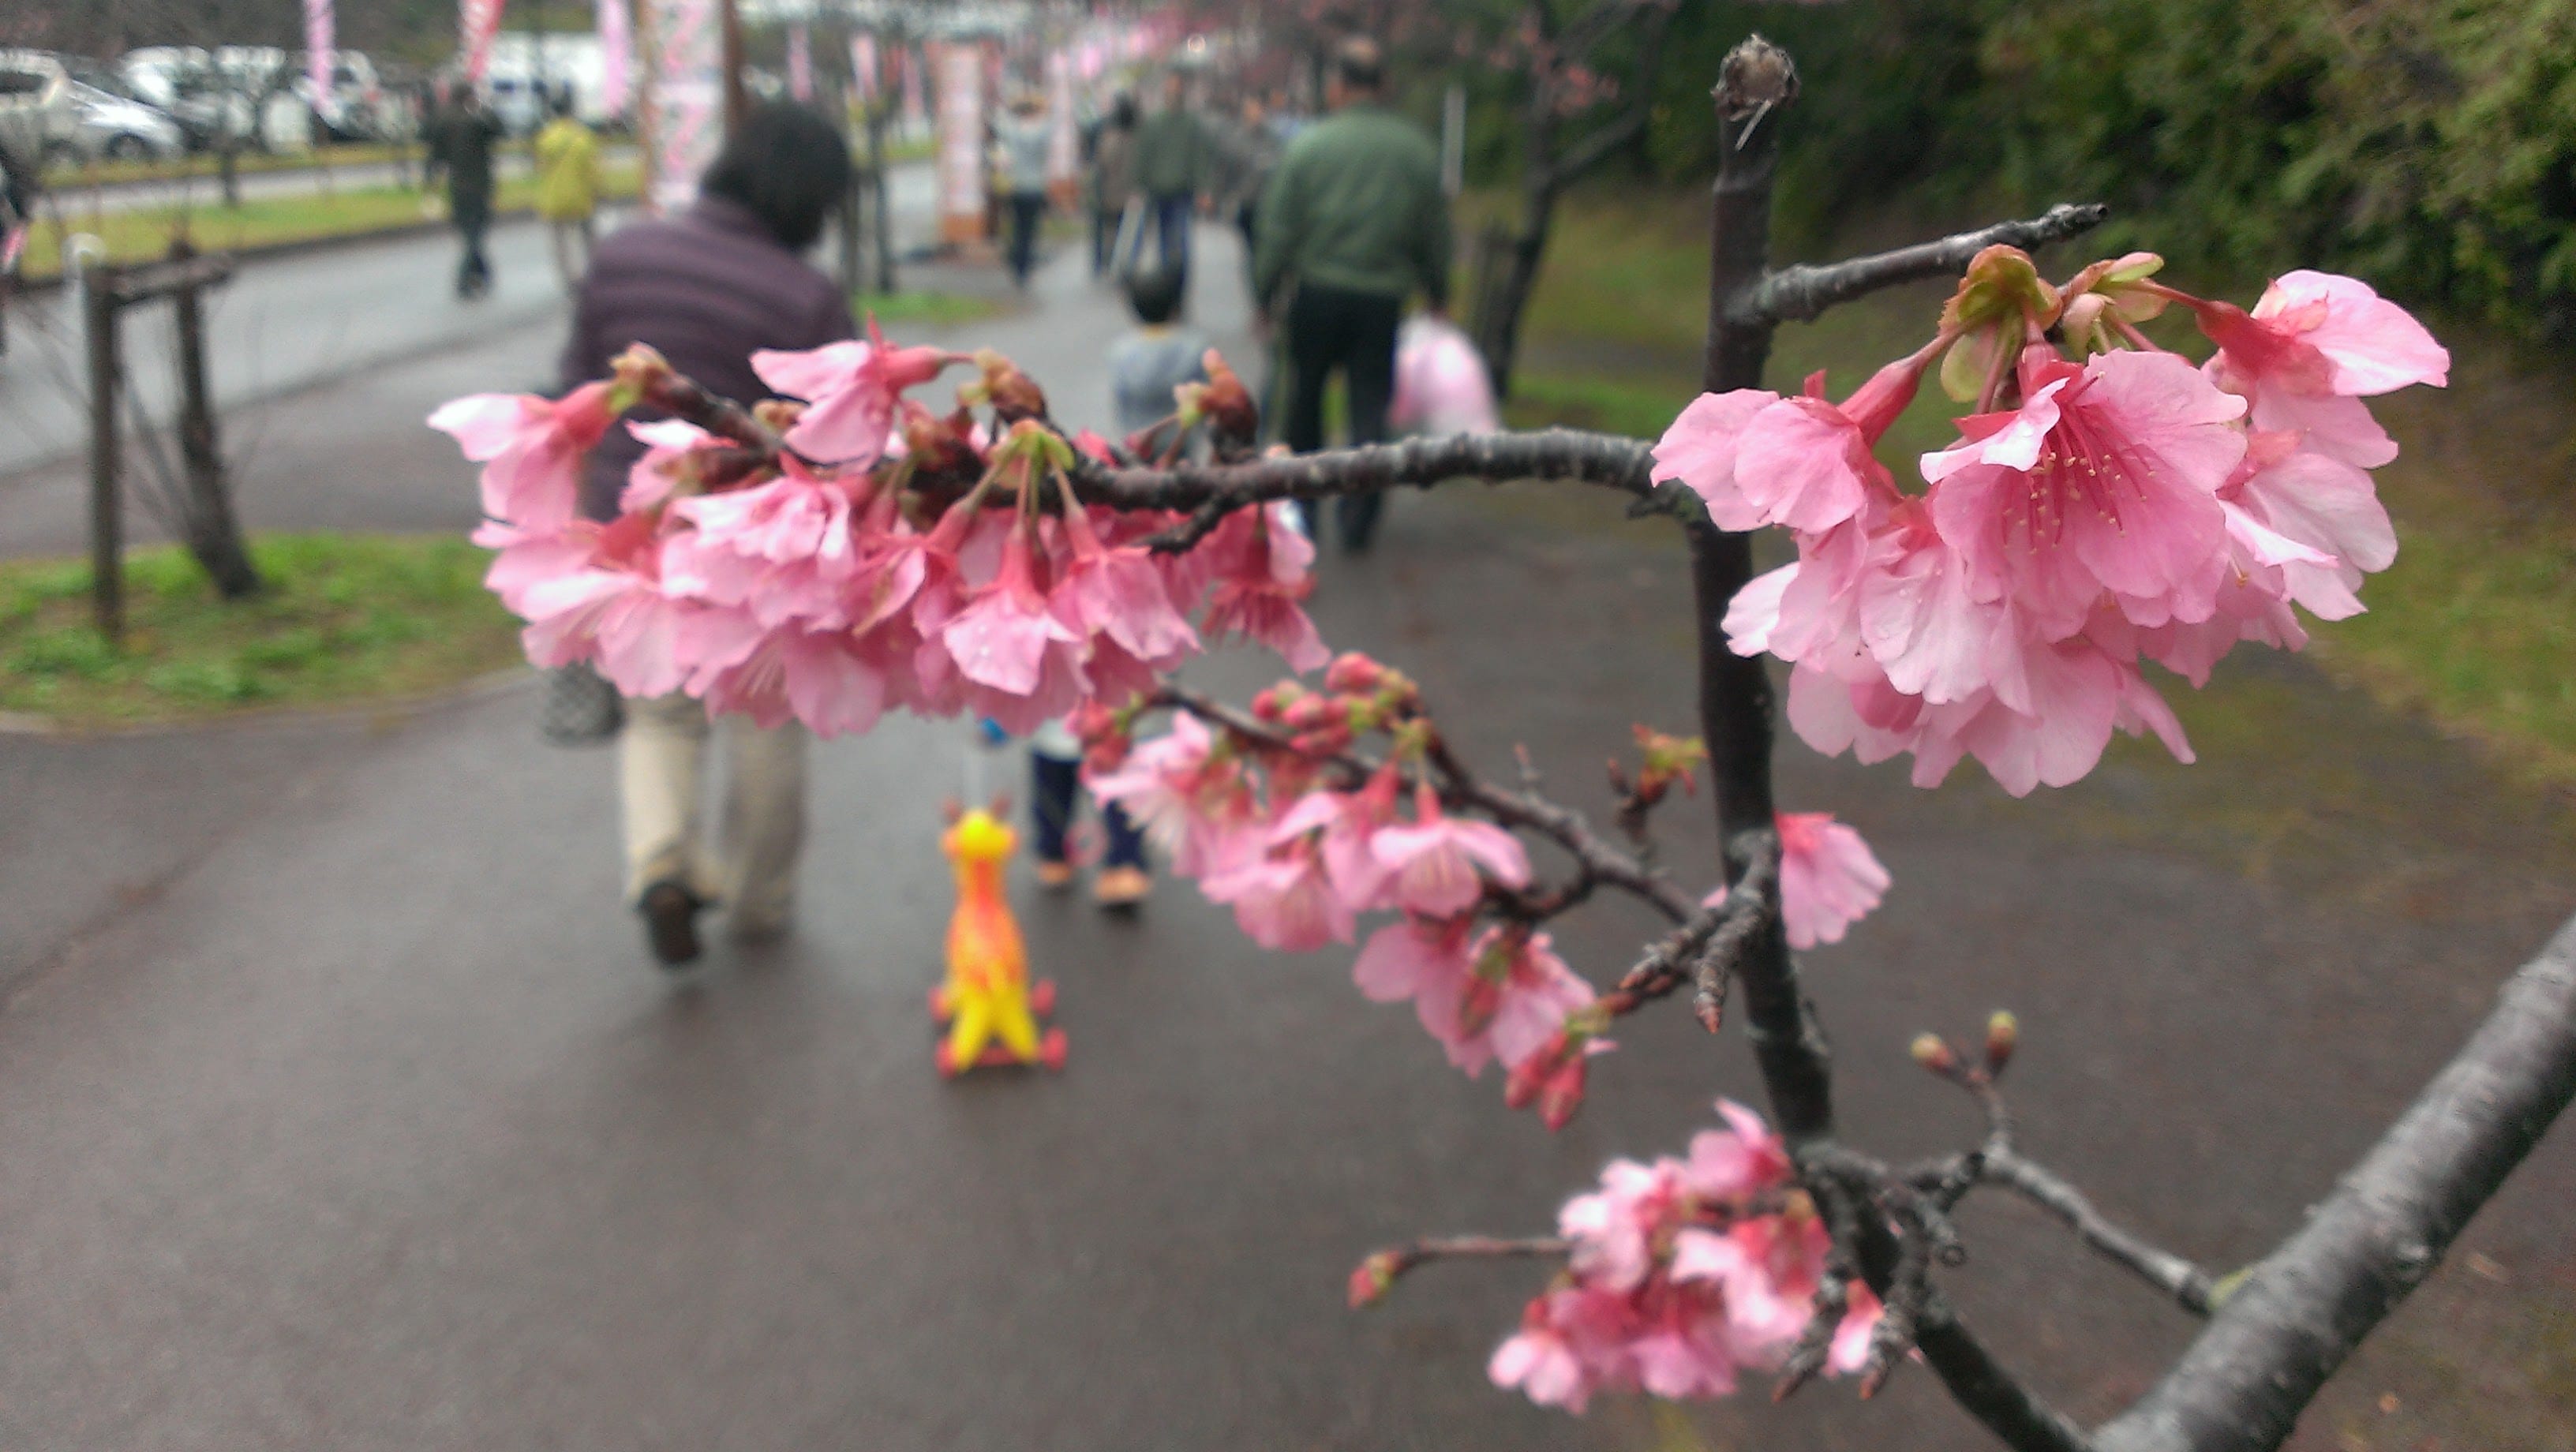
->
[1035,858,1077,891]
[1092,866,1151,911]
[639,881,705,967]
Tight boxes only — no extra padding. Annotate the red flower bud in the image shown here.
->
[1324,651,1386,695]
[1984,1010,2019,1075]
[1911,1033,1959,1077]
[1347,1250,1402,1309]
[1199,350,1259,445]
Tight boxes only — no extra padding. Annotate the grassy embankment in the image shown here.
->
[0,535,525,728]
[1486,188,2576,795]
[19,159,643,278]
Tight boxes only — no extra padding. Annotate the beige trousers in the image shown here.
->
[620,693,808,932]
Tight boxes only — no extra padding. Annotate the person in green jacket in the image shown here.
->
[1130,69,1212,290]
[1253,37,1451,552]
[533,95,602,292]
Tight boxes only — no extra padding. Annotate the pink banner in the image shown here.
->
[597,0,631,115]
[305,0,336,123]
[787,22,813,103]
[900,47,925,125]
[851,35,878,104]
[1045,53,1077,192]
[460,0,507,85]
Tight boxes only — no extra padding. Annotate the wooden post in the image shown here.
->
[721,0,748,136]
[84,267,122,641]
[168,241,259,598]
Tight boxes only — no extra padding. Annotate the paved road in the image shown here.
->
[2,229,2571,1451]
[0,159,937,481]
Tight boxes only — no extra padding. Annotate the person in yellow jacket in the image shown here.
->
[533,95,601,291]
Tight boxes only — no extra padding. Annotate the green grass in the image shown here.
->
[852,289,1007,330]
[1498,182,2576,794]
[39,140,448,191]
[21,161,642,279]
[0,534,526,728]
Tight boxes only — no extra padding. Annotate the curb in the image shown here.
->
[11,202,575,298]
[0,663,535,742]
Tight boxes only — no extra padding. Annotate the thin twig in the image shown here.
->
[1984,1147,2215,1316]
[1738,204,2113,327]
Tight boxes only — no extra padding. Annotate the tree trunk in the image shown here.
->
[168,241,259,598]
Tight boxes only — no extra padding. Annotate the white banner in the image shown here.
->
[646,0,722,211]
[1045,52,1077,194]
[934,43,985,238]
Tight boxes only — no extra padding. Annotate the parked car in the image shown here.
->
[60,82,187,163]
[290,50,401,143]
[0,50,73,166]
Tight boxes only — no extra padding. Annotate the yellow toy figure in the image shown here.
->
[931,801,1068,1076]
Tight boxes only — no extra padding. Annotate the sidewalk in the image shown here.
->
[1,226,2570,1451]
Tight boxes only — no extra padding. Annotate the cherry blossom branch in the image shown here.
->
[1075,429,1662,532]
[1737,204,2113,327]
[2092,913,2576,1452]
[1151,686,1691,929]
[1912,1027,2218,1317]
[1350,1234,1571,1307]
[622,346,789,460]
[1697,39,2091,1452]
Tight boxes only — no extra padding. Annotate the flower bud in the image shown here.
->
[1984,1011,2019,1075]
[972,349,1049,422]
[1282,694,1335,732]
[1347,1250,1402,1310]
[1199,351,1260,445]
[1251,684,1295,721]
[1325,651,1386,695]
[1910,1033,1958,1076]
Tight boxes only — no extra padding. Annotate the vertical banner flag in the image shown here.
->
[900,46,926,129]
[934,42,987,243]
[461,0,507,85]
[788,22,814,103]
[598,0,631,116]
[851,34,878,104]
[305,0,337,125]
[1044,51,1078,206]
[646,0,723,211]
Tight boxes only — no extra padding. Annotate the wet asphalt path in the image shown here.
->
[2,226,2570,1451]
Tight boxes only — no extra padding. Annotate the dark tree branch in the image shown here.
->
[1985,1147,2215,1317]
[1735,204,2112,327]
[1077,430,1660,522]
[1697,37,2095,1451]
[2094,914,2576,1452]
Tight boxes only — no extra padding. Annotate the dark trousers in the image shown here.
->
[1006,191,1046,287]
[1283,283,1404,549]
[452,191,492,297]
[1149,191,1193,284]
[1031,753,1146,868]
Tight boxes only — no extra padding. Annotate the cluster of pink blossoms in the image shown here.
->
[1488,1099,1879,1410]
[1655,257,2447,794]
[432,334,1326,738]
[1083,654,1897,1130]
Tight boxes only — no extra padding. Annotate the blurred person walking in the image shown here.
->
[1215,94,1282,280]
[534,95,602,291]
[1254,38,1451,552]
[994,90,1053,290]
[1088,93,1136,276]
[1131,70,1212,290]
[425,84,505,299]
[557,103,859,967]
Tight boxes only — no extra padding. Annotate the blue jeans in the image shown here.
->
[1032,752,1146,869]
[1150,192,1193,285]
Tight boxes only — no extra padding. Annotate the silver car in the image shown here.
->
[61,81,187,163]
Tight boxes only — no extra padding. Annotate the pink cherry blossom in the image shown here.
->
[661,467,865,629]
[1699,812,1889,951]
[1488,1292,1602,1412]
[1368,783,1531,919]
[1198,503,1329,672]
[1200,840,1354,951]
[1351,915,1481,1068]
[430,382,619,532]
[940,529,1090,734]
[1052,505,1200,669]
[1683,1098,1795,1200]
[620,418,715,512]
[751,323,949,466]
[1266,776,1398,912]
[1924,348,2246,637]
[691,623,888,737]
[1085,711,1258,876]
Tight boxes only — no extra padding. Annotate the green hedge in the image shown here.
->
[1635,0,2576,339]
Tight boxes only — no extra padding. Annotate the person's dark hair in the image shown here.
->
[701,102,855,253]
[1110,92,1136,129]
[1334,37,1385,93]
[1124,264,1184,326]
[551,91,575,118]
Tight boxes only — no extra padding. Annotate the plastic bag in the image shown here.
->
[1389,316,1500,436]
